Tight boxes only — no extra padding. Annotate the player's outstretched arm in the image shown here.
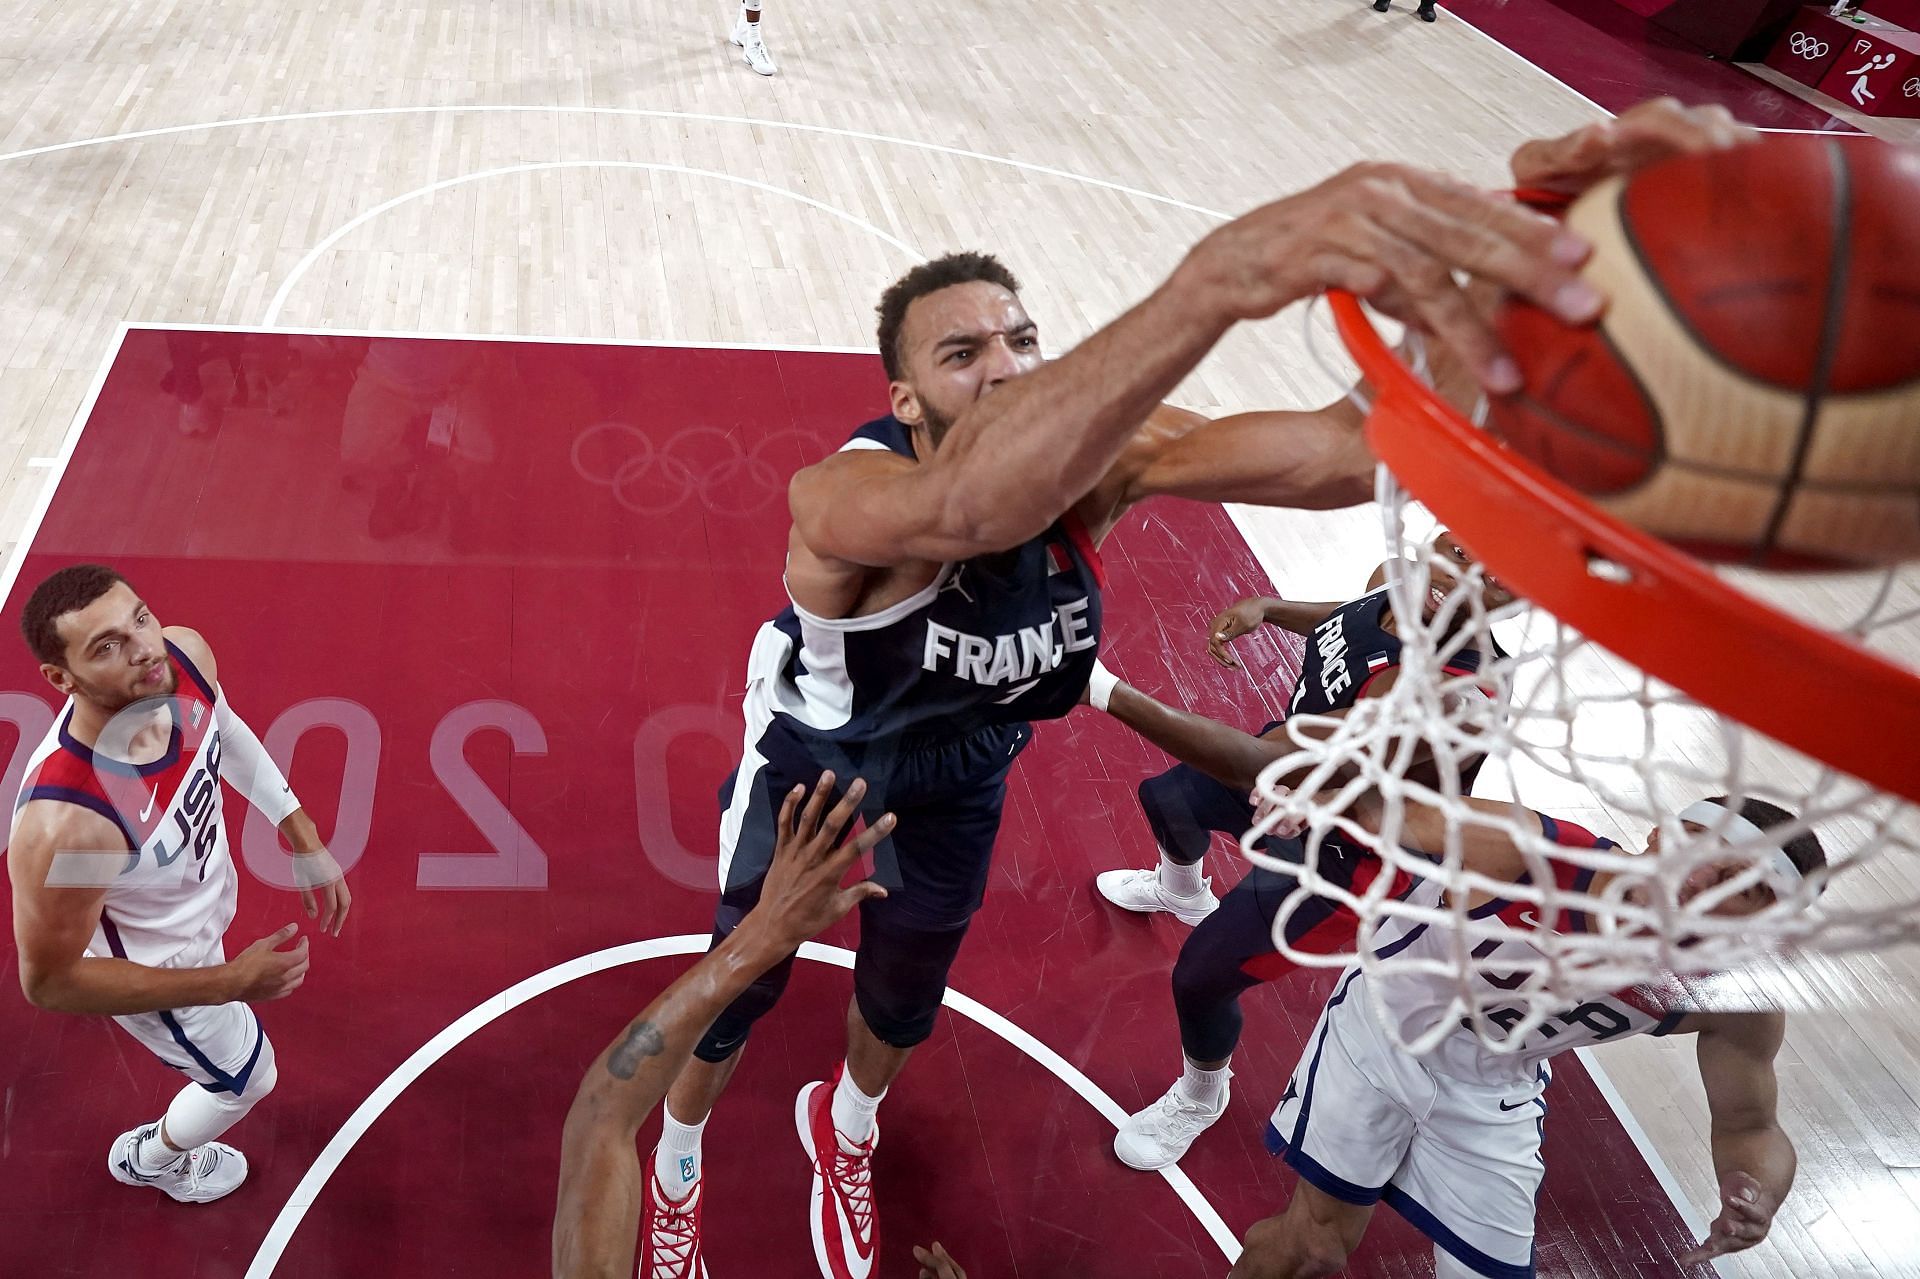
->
[551,775,894,1279]
[1206,594,1348,668]
[793,168,1595,568]
[1087,661,1286,795]
[1676,1011,1795,1266]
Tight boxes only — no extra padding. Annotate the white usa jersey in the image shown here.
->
[11,640,236,969]
[1356,813,1691,1084]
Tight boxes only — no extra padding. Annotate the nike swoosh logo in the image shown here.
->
[139,788,158,822]
[1517,910,1542,928]
[1498,1099,1537,1112]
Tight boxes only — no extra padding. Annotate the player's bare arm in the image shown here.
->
[165,625,351,936]
[1674,1009,1795,1265]
[553,775,895,1279]
[11,800,309,1014]
[1090,660,1415,797]
[1205,592,1349,668]
[790,168,1596,575]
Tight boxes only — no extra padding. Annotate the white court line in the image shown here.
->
[242,937,1241,1278]
[262,160,923,327]
[0,325,129,608]
[0,105,1231,219]
[1573,1047,1713,1240]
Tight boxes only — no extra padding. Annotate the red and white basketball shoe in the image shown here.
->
[641,1170,708,1279]
[795,1076,880,1279]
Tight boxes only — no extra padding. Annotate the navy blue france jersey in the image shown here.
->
[746,415,1106,746]
[1288,586,1502,721]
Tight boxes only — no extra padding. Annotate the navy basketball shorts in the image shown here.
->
[693,716,1031,1063]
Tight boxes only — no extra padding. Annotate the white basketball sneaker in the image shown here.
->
[735,20,777,75]
[108,1124,249,1203]
[1114,1081,1228,1171]
[1095,867,1218,925]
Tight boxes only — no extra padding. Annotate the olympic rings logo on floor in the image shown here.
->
[569,421,811,515]
[1790,33,1829,58]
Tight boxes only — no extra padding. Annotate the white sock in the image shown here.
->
[1158,851,1206,898]
[654,1106,707,1203]
[135,1123,187,1173]
[1176,1059,1231,1111]
[831,1068,885,1149]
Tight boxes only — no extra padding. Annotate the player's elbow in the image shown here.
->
[19,962,70,1011]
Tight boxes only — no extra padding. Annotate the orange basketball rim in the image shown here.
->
[1329,291,1920,806]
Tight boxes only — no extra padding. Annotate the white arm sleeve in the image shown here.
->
[216,695,302,827]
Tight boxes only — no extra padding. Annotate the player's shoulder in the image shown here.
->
[162,625,218,686]
[9,795,124,869]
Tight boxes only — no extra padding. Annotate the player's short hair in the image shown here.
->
[21,564,130,666]
[875,251,1022,382]
[1704,794,1828,879]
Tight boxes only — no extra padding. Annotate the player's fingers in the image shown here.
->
[301,886,317,919]
[842,811,897,861]
[821,777,869,846]
[838,883,888,915]
[798,771,838,839]
[776,783,805,844]
[1317,205,1526,392]
[268,921,300,946]
[1389,172,1591,301]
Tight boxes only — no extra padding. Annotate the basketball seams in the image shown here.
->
[1613,167,1817,397]
[1758,140,1853,568]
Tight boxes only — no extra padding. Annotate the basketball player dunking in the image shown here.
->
[8,565,350,1203]
[640,99,1753,1279]
[1086,530,1514,1171]
[1237,787,1817,1277]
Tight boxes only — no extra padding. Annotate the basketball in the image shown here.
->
[1486,136,1920,569]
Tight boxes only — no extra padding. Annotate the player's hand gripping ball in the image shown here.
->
[1487,135,1920,569]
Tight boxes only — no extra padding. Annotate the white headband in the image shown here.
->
[1678,800,1803,889]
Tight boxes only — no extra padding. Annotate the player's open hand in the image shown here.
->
[1678,1171,1776,1266]
[756,771,894,950]
[1207,597,1270,668]
[226,923,310,1003]
[1181,162,1597,395]
[913,1242,967,1279]
[291,847,351,937]
[1510,98,1755,198]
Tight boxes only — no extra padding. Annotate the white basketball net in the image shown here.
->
[1249,320,1920,1057]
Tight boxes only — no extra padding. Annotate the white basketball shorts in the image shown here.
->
[1265,971,1551,1279]
[110,938,272,1097]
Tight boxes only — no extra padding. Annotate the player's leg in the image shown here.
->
[798,722,1026,1279]
[1113,866,1279,1168]
[1237,972,1413,1275]
[1384,1067,1548,1278]
[1096,719,1286,924]
[643,748,805,1277]
[108,1003,277,1203]
[729,0,776,74]
[1232,1184,1375,1279]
